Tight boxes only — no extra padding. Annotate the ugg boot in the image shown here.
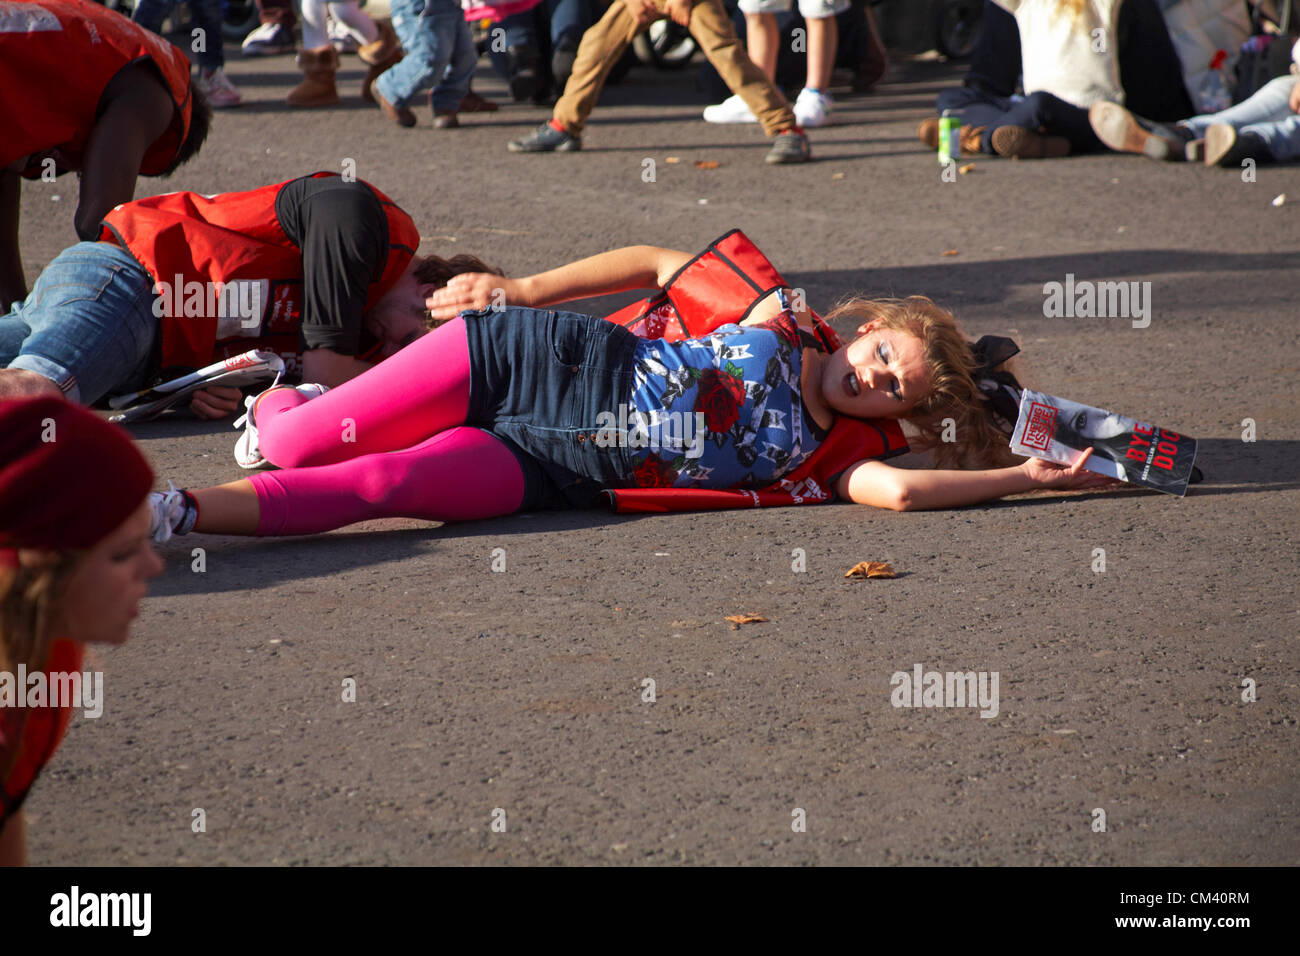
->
[959,124,986,155]
[287,46,340,107]
[359,20,402,104]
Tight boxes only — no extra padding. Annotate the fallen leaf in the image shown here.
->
[832,172,845,180]
[845,561,897,579]
[941,249,959,256]
[665,156,680,164]
[695,160,722,170]
[957,163,976,175]
[725,613,769,630]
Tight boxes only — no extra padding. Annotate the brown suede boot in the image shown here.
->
[959,124,986,155]
[918,119,987,155]
[991,125,1070,159]
[917,117,939,148]
[359,20,402,104]
[287,46,340,107]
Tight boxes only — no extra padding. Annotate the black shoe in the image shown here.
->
[506,44,539,102]
[1205,125,1272,167]
[508,121,582,153]
[764,128,811,164]
[551,44,577,96]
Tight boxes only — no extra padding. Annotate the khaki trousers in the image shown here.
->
[553,0,795,138]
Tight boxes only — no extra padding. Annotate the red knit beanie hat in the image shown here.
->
[0,397,154,551]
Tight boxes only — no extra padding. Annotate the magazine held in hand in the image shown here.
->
[107,350,285,423]
[1009,389,1199,497]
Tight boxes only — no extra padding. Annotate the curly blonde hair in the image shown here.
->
[823,295,1023,470]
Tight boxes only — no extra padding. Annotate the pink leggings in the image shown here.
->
[246,318,526,535]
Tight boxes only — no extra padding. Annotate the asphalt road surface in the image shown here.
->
[15,45,1299,866]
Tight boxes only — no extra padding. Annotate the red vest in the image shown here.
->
[602,230,909,513]
[0,0,193,176]
[0,640,83,827]
[99,173,421,372]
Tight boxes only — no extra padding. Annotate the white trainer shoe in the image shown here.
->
[328,15,361,54]
[703,94,758,124]
[794,88,832,128]
[148,482,187,544]
[198,67,243,108]
[241,21,295,57]
[233,383,330,469]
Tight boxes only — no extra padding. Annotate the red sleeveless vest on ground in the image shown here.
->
[0,640,84,827]
[99,173,421,370]
[0,0,193,176]
[602,230,909,513]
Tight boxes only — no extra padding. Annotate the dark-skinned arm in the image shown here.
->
[0,168,26,308]
[74,67,174,241]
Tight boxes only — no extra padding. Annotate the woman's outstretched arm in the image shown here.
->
[835,449,1119,511]
[426,246,692,319]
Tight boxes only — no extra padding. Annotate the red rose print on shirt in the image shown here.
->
[695,366,745,433]
[633,454,679,487]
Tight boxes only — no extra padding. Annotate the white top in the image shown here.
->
[993,0,1124,108]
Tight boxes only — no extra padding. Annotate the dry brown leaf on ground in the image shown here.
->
[941,249,959,256]
[845,561,897,579]
[724,613,769,630]
[665,156,680,164]
[958,163,976,175]
[832,172,845,180]
[695,160,722,169]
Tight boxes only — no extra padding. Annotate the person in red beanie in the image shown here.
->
[0,397,162,866]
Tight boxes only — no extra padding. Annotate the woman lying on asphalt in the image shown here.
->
[146,236,1116,541]
[1,398,163,865]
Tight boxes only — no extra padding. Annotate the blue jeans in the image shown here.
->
[375,0,477,112]
[133,0,225,71]
[1180,75,1300,162]
[0,242,158,404]
[503,0,595,52]
[463,306,639,508]
[489,0,596,83]
[939,87,1105,154]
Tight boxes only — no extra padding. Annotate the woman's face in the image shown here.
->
[51,501,164,646]
[365,263,435,356]
[819,321,931,419]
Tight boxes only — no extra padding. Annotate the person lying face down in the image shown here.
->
[0,173,499,420]
[144,241,1118,542]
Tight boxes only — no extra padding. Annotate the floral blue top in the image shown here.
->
[626,308,830,488]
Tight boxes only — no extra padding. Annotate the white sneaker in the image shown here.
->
[233,383,330,469]
[241,21,295,57]
[328,16,360,54]
[198,67,243,108]
[703,94,757,124]
[148,482,187,544]
[794,88,832,128]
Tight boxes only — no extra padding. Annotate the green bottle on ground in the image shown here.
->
[938,109,959,165]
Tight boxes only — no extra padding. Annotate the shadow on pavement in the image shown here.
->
[795,251,1300,310]
[146,507,648,596]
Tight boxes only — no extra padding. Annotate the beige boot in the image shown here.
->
[359,20,402,104]
[287,46,340,108]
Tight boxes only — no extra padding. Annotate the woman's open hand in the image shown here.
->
[1020,448,1122,492]
[427,274,529,321]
